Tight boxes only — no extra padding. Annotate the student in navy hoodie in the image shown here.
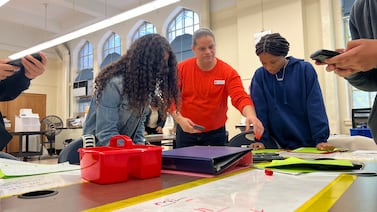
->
[249,33,334,151]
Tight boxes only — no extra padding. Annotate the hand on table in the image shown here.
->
[316,142,335,151]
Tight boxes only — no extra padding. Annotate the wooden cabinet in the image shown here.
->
[0,93,46,153]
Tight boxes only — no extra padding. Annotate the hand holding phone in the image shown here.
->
[7,53,42,68]
[310,49,340,63]
[193,125,205,131]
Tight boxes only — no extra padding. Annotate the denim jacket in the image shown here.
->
[83,76,147,146]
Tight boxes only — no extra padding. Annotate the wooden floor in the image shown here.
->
[28,157,58,164]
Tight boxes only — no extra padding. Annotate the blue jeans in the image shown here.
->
[175,125,227,148]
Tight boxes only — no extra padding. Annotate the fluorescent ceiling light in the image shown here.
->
[9,0,180,59]
[0,0,9,7]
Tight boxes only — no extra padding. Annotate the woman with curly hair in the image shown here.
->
[58,34,179,163]
[84,33,179,146]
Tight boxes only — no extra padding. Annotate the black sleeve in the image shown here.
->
[345,69,377,92]
[0,68,31,101]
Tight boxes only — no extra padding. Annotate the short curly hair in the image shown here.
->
[94,34,179,115]
[255,33,290,57]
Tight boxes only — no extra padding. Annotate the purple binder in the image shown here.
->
[162,146,252,174]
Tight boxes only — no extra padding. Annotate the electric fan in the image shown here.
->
[40,115,64,155]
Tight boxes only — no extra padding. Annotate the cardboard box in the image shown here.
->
[14,109,41,152]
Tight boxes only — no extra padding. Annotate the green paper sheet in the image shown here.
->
[292,147,330,154]
[254,157,358,173]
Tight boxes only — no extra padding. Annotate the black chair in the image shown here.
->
[228,131,255,147]
[351,108,371,128]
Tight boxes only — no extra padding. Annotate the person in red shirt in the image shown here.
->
[171,28,264,148]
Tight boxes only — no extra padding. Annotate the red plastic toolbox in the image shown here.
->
[78,135,163,184]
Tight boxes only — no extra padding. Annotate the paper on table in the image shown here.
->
[113,169,340,212]
[266,157,354,167]
[0,170,83,198]
[292,147,330,153]
[0,158,80,178]
[278,150,377,161]
[352,150,377,154]
[254,157,356,174]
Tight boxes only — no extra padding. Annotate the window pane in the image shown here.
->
[185,26,193,34]
[353,90,370,108]
[176,15,184,30]
[167,9,200,43]
[370,92,377,106]
[132,21,157,42]
[103,32,122,59]
[78,41,93,76]
[167,8,199,61]
[78,98,91,113]
[115,46,121,55]
[194,13,200,25]
[341,0,374,109]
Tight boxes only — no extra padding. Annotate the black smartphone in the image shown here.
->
[310,49,340,63]
[7,53,42,67]
[193,125,205,131]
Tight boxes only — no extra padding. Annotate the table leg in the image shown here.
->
[18,135,22,160]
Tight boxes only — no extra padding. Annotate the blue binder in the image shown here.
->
[162,146,252,174]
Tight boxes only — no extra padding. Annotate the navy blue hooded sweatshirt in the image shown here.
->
[250,56,329,149]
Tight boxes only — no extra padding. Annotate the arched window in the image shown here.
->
[101,32,122,69]
[74,41,93,114]
[78,41,93,71]
[167,8,199,62]
[132,21,157,42]
[103,32,121,59]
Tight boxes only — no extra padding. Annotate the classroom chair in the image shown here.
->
[228,131,255,147]
[228,132,281,149]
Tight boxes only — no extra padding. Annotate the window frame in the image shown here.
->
[103,32,122,59]
[167,8,200,43]
[132,21,157,42]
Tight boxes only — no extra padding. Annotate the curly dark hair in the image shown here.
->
[255,33,290,57]
[94,33,179,115]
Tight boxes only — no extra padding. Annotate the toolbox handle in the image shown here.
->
[109,135,133,148]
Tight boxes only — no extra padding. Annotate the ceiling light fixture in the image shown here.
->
[9,0,180,59]
[0,0,9,7]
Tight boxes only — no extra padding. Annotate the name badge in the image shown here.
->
[214,80,225,85]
